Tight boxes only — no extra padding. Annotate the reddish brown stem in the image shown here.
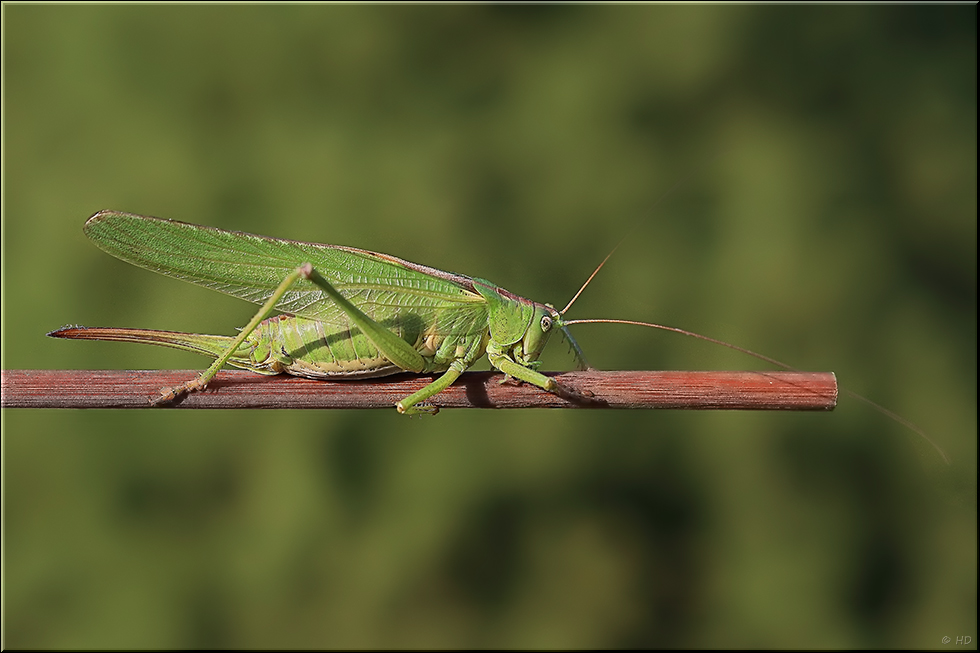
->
[2,369,837,411]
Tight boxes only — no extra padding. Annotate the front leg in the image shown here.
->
[486,352,595,405]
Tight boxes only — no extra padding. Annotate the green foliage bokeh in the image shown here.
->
[3,5,975,648]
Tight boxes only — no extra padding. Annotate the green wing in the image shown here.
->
[84,211,487,335]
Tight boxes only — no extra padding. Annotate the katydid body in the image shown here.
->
[47,211,950,461]
[50,211,584,414]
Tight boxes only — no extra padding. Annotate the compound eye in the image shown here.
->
[540,315,553,332]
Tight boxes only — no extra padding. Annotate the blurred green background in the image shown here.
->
[2,5,975,648]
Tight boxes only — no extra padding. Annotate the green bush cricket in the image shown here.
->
[48,211,950,461]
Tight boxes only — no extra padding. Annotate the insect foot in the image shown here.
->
[150,378,207,406]
[552,378,603,407]
[396,400,440,416]
[150,389,180,406]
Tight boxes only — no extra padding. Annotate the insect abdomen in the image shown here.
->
[50,313,490,380]
[246,315,411,379]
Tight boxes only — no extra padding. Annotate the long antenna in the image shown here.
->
[561,317,950,464]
